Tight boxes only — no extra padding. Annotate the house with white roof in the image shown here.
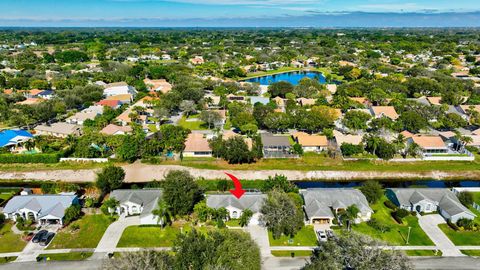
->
[301,188,373,225]
[2,194,79,225]
[387,188,476,223]
[109,189,162,225]
[206,192,266,225]
[103,82,137,97]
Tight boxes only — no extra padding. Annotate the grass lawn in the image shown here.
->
[178,116,208,130]
[271,250,312,257]
[0,257,17,264]
[347,196,433,246]
[0,223,27,253]
[47,214,113,249]
[225,219,242,227]
[438,224,480,246]
[37,252,93,261]
[0,161,109,172]
[162,152,480,176]
[461,250,480,256]
[405,250,442,256]
[268,226,317,246]
[117,223,210,248]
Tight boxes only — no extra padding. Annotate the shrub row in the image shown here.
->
[384,200,397,210]
[447,220,459,231]
[0,153,60,164]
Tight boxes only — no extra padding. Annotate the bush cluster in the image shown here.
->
[0,153,60,164]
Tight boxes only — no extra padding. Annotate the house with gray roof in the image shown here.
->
[2,194,79,225]
[301,188,373,225]
[260,133,296,158]
[206,192,266,225]
[109,189,162,225]
[387,188,476,223]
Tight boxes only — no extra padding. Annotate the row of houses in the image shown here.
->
[1,187,474,227]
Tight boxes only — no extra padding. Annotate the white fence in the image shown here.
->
[60,158,109,163]
[422,155,475,161]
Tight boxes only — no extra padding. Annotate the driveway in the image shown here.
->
[94,216,140,254]
[245,225,271,259]
[418,214,463,257]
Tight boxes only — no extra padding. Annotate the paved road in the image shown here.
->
[0,260,102,270]
[94,216,140,254]
[412,256,480,270]
[418,214,464,257]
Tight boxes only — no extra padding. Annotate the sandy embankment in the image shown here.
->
[0,163,478,183]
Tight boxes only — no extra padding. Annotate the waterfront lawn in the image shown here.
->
[268,226,317,247]
[163,152,480,174]
[349,196,433,246]
[405,250,442,256]
[37,252,93,261]
[438,224,480,246]
[0,223,27,253]
[271,250,312,257]
[47,214,113,249]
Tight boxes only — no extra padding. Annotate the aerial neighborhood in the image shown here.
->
[0,28,480,269]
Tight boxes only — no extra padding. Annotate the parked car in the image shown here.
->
[39,232,55,246]
[32,230,48,243]
[317,230,327,242]
[326,230,336,240]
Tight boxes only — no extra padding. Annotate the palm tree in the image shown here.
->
[152,199,171,229]
[343,205,360,231]
[393,134,406,153]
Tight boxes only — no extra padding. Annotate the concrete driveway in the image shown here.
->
[94,216,140,254]
[418,214,463,257]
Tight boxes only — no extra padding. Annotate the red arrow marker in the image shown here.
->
[225,172,246,199]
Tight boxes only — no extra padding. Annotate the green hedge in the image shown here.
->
[0,153,60,164]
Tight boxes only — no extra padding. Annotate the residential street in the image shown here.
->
[418,214,464,257]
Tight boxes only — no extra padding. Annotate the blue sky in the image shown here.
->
[1,0,480,27]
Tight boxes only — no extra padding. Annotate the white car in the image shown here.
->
[317,230,328,242]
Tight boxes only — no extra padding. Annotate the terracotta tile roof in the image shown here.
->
[466,135,480,146]
[16,98,44,105]
[370,106,399,120]
[349,97,368,104]
[106,94,133,101]
[472,128,480,135]
[100,124,132,135]
[293,132,328,147]
[28,89,43,96]
[96,99,122,108]
[411,135,447,149]
[2,89,13,95]
[427,97,442,106]
[143,79,172,94]
[184,133,211,152]
[400,130,415,139]
[333,130,363,146]
[460,105,480,114]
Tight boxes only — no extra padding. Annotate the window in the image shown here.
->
[426,204,431,211]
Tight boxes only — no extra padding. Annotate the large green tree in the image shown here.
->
[95,165,126,194]
[162,170,203,216]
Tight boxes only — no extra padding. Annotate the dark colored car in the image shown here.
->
[32,230,48,243]
[39,232,55,246]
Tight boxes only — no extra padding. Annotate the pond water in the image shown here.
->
[245,71,326,85]
[294,180,480,189]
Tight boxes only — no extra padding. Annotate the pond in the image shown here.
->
[245,71,326,85]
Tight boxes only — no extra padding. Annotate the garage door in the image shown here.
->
[313,218,330,224]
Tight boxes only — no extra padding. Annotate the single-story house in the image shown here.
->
[109,189,163,225]
[106,94,134,104]
[222,130,253,150]
[66,111,98,125]
[183,133,212,157]
[0,129,33,149]
[206,192,266,225]
[333,130,363,149]
[248,96,270,106]
[96,99,122,109]
[301,188,373,225]
[37,90,54,100]
[369,106,399,120]
[103,82,137,97]
[408,135,449,154]
[144,79,172,94]
[261,133,294,158]
[292,132,328,152]
[387,188,476,223]
[34,122,82,138]
[100,124,133,136]
[2,194,79,225]
[426,97,442,106]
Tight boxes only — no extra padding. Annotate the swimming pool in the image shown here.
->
[245,71,326,85]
